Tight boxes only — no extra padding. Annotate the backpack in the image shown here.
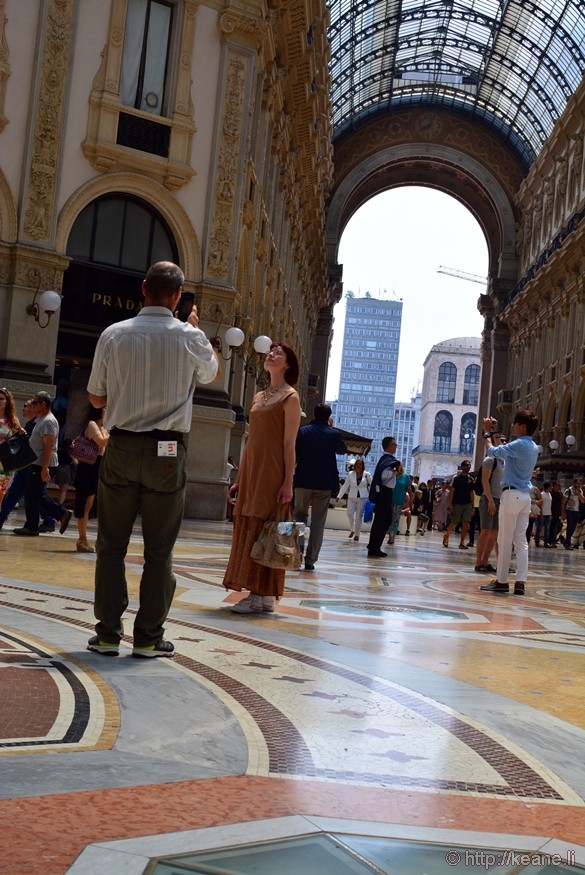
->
[473,458,497,497]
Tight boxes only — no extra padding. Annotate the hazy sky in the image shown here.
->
[325,187,488,403]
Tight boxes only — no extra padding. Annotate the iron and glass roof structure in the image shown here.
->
[328,0,585,167]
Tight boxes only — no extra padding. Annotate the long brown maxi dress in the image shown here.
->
[223,387,298,598]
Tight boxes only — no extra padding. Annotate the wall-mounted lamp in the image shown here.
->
[549,439,559,453]
[565,434,576,452]
[536,445,544,454]
[210,322,272,388]
[26,279,62,329]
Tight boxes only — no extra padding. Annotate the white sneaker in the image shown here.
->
[231,595,263,614]
[261,596,275,612]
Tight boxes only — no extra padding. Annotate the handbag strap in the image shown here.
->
[274,502,292,522]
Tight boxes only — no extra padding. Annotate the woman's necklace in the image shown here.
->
[262,384,284,405]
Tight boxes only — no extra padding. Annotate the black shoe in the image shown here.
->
[474,566,485,573]
[59,510,73,534]
[38,522,56,533]
[514,582,525,596]
[304,562,315,570]
[13,527,39,536]
[87,635,119,656]
[132,638,175,658]
[482,564,497,573]
[367,550,387,558]
[480,580,509,594]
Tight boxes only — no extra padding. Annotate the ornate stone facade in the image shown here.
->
[499,79,585,470]
[0,0,333,518]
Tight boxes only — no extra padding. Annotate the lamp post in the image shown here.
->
[210,323,272,391]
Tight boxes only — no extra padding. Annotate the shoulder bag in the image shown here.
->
[69,431,99,465]
[0,432,37,472]
[250,504,301,569]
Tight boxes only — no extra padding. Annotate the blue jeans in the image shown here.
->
[0,467,56,526]
[534,515,551,545]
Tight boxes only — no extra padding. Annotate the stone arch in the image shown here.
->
[0,168,18,242]
[558,385,573,429]
[55,173,201,282]
[573,376,585,426]
[534,399,543,432]
[327,142,517,283]
[543,394,558,432]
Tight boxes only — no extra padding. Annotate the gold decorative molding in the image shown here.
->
[219,9,268,49]
[22,0,76,243]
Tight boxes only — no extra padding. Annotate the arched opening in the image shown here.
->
[54,194,180,435]
[326,188,488,411]
[325,188,488,471]
[433,410,453,453]
[58,194,179,368]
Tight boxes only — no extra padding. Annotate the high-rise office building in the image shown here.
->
[335,296,403,462]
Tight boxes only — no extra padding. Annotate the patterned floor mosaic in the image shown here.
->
[1,518,584,873]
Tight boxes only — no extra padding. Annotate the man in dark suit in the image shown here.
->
[367,436,401,557]
[294,403,347,571]
[422,478,436,530]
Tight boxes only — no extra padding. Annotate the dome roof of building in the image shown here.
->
[432,336,482,350]
[329,1,585,169]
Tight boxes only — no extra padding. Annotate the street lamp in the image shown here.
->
[565,434,576,452]
[549,439,559,453]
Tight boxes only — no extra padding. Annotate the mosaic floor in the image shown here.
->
[1,517,584,874]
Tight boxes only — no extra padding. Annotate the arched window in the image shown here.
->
[459,413,477,454]
[433,410,453,453]
[463,364,480,405]
[67,195,176,271]
[436,362,457,403]
[60,195,179,361]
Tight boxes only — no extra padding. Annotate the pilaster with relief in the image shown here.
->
[0,0,10,132]
[21,0,76,244]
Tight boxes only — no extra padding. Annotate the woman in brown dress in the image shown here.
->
[224,342,301,614]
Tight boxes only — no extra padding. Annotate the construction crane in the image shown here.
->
[437,266,486,285]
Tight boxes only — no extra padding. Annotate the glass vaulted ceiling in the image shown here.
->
[328,0,585,167]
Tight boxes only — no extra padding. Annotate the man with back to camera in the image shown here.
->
[86,261,219,657]
[480,409,539,596]
[294,403,347,571]
[367,435,401,557]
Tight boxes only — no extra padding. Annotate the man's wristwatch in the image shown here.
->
[482,431,495,439]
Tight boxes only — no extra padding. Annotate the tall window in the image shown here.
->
[120,0,173,116]
[433,411,453,452]
[436,362,457,403]
[459,413,477,454]
[463,364,480,405]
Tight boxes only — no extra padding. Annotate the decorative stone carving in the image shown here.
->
[22,0,75,243]
[207,53,247,280]
[219,10,267,49]
[0,0,10,132]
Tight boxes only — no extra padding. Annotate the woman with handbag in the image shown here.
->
[73,405,109,552]
[0,388,24,509]
[223,343,301,614]
[336,458,371,541]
